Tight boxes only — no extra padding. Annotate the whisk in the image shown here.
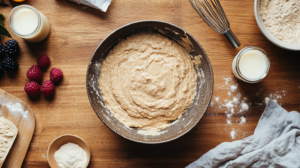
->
[190,0,240,49]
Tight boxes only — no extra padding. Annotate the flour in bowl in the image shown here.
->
[260,0,300,43]
[54,143,87,168]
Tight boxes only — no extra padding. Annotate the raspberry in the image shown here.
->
[37,54,50,69]
[41,80,55,98]
[27,65,43,82]
[24,81,40,98]
[50,68,63,83]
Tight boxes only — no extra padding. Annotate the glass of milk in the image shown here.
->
[232,46,270,83]
[8,5,50,43]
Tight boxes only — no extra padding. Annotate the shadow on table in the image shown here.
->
[109,125,212,168]
[23,37,51,59]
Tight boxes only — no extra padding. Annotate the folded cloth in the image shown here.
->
[187,99,300,168]
[70,0,111,12]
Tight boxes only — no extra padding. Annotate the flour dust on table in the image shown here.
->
[1,102,29,119]
[210,76,288,139]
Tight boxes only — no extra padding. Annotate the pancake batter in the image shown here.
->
[99,32,196,131]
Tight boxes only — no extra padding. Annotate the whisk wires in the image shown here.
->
[190,0,230,34]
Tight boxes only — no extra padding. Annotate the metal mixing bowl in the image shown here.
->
[86,20,213,144]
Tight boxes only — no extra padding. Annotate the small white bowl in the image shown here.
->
[254,0,300,51]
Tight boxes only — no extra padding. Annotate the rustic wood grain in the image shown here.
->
[1,0,300,167]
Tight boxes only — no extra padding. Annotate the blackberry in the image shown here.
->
[4,39,19,56]
[3,57,18,71]
[0,43,5,59]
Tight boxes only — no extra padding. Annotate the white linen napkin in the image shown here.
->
[187,99,300,168]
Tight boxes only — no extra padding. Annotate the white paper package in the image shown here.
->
[70,0,111,12]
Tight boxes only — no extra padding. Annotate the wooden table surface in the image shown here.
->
[1,0,300,167]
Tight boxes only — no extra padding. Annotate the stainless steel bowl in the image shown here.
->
[86,20,214,144]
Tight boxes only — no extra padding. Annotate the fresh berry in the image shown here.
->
[41,80,55,97]
[24,81,40,98]
[27,65,43,82]
[2,57,18,71]
[4,39,19,56]
[50,68,63,83]
[0,43,5,59]
[37,54,50,69]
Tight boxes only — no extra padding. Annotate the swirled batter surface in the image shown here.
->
[99,32,196,130]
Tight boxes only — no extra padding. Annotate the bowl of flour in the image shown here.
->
[47,134,90,168]
[255,0,300,50]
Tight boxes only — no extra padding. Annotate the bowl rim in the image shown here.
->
[47,134,91,168]
[86,20,214,144]
[254,0,300,51]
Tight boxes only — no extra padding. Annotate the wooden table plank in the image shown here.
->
[1,0,300,167]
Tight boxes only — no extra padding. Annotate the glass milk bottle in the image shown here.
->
[8,5,50,43]
[232,46,270,83]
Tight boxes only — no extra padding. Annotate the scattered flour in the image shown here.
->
[210,101,214,107]
[224,78,231,85]
[224,101,234,109]
[266,90,287,105]
[240,102,249,112]
[54,143,87,168]
[211,77,289,139]
[215,97,219,102]
[211,77,249,139]
[1,102,28,119]
[239,116,246,125]
[230,85,237,92]
[230,129,236,139]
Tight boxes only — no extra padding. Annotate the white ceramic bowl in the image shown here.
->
[254,0,300,51]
